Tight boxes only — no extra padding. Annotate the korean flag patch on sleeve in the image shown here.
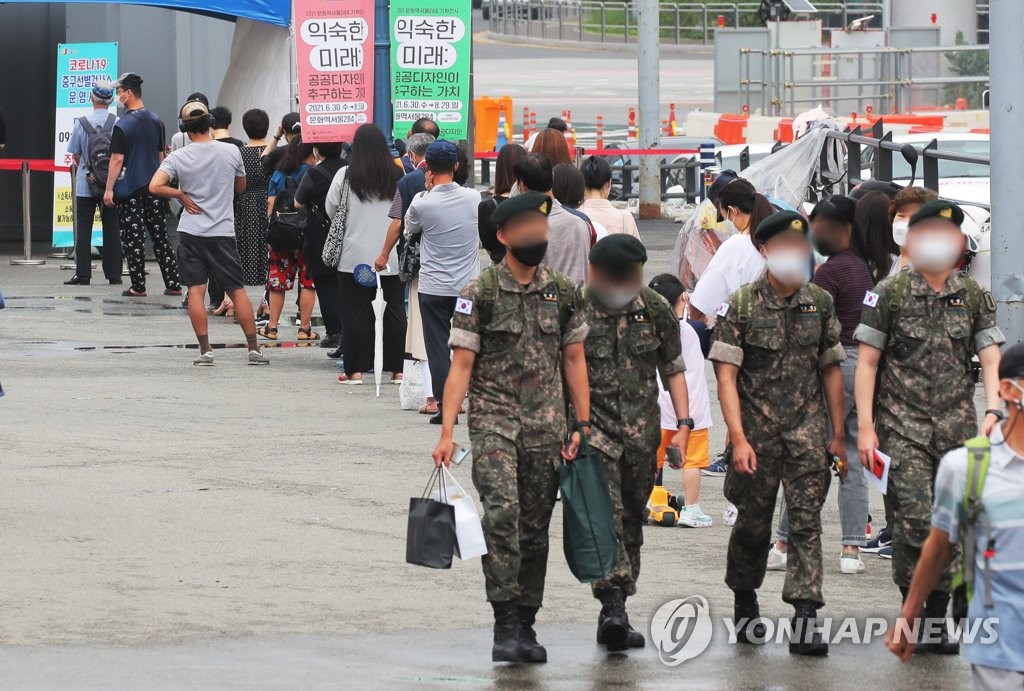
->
[715,302,730,317]
[863,290,880,308]
[455,298,474,315]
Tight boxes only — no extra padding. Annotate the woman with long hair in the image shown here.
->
[530,127,573,167]
[688,178,774,323]
[854,190,900,282]
[259,135,318,340]
[478,143,527,263]
[325,123,406,384]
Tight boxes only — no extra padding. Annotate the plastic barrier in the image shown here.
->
[713,114,749,145]
[474,96,514,153]
[773,118,795,143]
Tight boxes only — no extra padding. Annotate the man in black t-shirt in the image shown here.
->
[103,72,181,297]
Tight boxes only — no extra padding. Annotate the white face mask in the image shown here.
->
[765,250,811,287]
[1006,380,1024,411]
[892,220,909,248]
[908,234,962,273]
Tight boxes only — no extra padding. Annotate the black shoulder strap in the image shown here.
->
[101,113,116,133]
[79,116,96,136]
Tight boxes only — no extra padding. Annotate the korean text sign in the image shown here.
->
[390,0,472,139]
[294,0,374,143]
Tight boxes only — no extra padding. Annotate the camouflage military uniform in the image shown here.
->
[853,270,1004,590]
[709,274,845,606]
[449,260,588,607]
[582,287,685,597]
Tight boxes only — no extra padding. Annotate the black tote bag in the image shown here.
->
[406,467,457,569]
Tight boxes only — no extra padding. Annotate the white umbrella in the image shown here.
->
[372,266,387,397]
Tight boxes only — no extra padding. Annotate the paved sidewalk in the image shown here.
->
[0,233,974,688]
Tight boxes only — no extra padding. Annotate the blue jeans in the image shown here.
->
[777,345,869,547]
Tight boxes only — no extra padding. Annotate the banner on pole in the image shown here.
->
[294,0,374,144]
[53,42,118,248]
[389,0,472,140]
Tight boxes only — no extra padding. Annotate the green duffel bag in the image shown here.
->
[560,434,619,583]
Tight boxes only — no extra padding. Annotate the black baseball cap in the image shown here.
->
[708,169,738,206]
[113,72,143,92]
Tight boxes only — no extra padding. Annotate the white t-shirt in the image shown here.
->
[659,319,712,432]
[688,233,766,317]
[157,140,244,238]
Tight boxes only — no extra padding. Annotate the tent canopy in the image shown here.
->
[11,0,290,26]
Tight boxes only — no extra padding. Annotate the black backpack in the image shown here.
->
[267,173,307,250]
[79,113,116,197]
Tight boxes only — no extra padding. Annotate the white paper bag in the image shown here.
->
[399,359,425,411]
[432,466,488,560]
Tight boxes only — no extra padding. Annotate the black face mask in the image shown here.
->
[509,240,548,267]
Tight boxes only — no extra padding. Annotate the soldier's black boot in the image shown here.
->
[596,587,629,652]
[923,591,960,655]
[622,596,646,648]
[733,590,767,644]
[491,601,523,662]
[789,601,829,656]
[516,605,547,663]
[900,586,929,655]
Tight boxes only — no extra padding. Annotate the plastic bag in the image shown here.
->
[740,119,845,210]
[406,467,457,569]
[668,197,735,290]
[560,436,619,583]
[399,359,425,411]
[431,466,488,560]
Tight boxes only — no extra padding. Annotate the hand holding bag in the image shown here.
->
[321,176,351,269]
[433,465,488,560]
[560,432,619,583]
[406,467,457,569]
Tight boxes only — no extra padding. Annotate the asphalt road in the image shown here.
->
[0,232,983,688]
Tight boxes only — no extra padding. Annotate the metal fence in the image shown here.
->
[485,1,887,45]
[740,44,990,116]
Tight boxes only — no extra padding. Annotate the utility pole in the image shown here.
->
[373,0,395,148]
[988,0,1024,344]
[637,0,661,220]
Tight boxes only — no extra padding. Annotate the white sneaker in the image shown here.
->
[840,552,866,574]
[193,351,214,366]
[722,503,738,527]
[767,546,788,571]
[247,349,270,366]
[678,505,713,528]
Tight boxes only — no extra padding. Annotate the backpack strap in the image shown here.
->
[958,436,993,609]
[476,267,499,329]
[79,116,97,136]
[100,113,116,134]
[734,284,755,338]
[551,271,577,329]
[887,269,912,313]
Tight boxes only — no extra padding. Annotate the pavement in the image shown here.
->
[0,222,976,689]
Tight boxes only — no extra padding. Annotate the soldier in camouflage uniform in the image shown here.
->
[854,200,1004,654]
[578,234,691,652]
[709,211,847,656]
[433,191,591,664]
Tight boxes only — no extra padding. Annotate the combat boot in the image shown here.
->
[622,595,646,648]
[491,601,523,662]
[595,587,629,652]
[516,605,547,663]
[900,586,929,656]
[789,601,829,656]
[733,590,767,644]
[922,591,960,655]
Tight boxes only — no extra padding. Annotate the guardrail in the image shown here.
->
[485,1,887,46]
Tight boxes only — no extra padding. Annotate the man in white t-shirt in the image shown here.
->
[149,100,267,367]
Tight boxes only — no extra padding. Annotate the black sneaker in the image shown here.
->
[878,544,893,559]
[862,529,892,553]
[702,454,728,477]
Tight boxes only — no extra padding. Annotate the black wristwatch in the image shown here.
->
[677,418,695,430]
[577,420,592,429]
[985,409,1006,421]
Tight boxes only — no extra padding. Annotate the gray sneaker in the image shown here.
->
[248,349,269,366]
[193,352,214,366]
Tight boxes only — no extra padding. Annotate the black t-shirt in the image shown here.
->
[297,157,347,278]
[109,108,165,198]
[478,195,507,263]
[260,147,286,178]
[217,136,245,148]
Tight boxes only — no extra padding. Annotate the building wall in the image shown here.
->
[0,3,234,243]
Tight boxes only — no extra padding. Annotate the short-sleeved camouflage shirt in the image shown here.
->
[709,273,845,456]
[853,269,1004,449]
[582,287,685,459]
[449,261,588,448]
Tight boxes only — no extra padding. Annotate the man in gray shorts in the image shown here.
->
[149,100,268,366]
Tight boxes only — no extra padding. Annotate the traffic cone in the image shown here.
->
[627,107,637,141]
[669,103,679,135]
[596,115,604,150]
[565,110,576,149]
[496,106,509,151]
[522,106,531,142]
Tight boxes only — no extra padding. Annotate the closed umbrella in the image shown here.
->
[371,267,387,397]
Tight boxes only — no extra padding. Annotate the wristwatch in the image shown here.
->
[985,408,1006,421]
[677,418,695,430]
[576,420,592,429]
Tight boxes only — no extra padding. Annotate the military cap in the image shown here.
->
[999,342,1024,380]
[491,191,551,227]
[753,210,808,243]
[589,234,648,270]
[909,199,964,228]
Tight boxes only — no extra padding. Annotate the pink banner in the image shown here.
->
[294,0,374,143]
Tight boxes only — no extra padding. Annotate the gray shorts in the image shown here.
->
[176,233,245,291]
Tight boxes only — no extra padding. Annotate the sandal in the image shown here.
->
[391,373,403,384]
[297,327,320,341]
[419,397,439,415]
[338,373,363,385]
[257,325,278,340]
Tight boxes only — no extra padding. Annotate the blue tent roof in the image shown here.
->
[18,0,291,26]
